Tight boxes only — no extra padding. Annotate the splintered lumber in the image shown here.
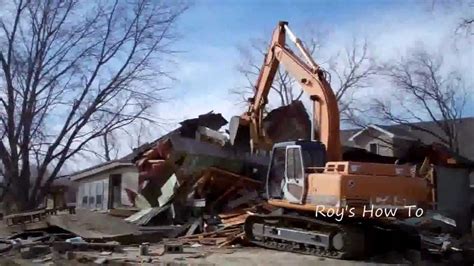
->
[218,203,264,219]
[207,167,261,187]
[178,226,241,240]
[143,149,155,157]
[185,218,202,237]
[218,232,245,248]
[147,159,166,164]
[198,238,228,246]
[179,228,241,240]
[220,213,249,226]
[218,208,249,219]
[136,158,147,167]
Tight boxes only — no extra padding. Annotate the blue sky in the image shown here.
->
[153,0,473,131]
[66,0,473,170]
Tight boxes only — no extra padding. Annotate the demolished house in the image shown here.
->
[125,111,269,230]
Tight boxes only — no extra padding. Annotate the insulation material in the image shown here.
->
[158,174,179,206]
[134,193,151,210]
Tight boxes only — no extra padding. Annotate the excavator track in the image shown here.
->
[244,214,366,259]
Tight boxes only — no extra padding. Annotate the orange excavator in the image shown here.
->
[231,21,433,259]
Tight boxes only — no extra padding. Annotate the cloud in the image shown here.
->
[156,3,472,130]
[70,2,473,167]
[148,44,244,134]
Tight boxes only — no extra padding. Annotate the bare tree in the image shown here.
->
[431,0,474,36]
[371,48,468,153]
[231,32,376,117]
[233,38,303,107]
[0,0,188,211]
[98,120,153,161]
[100,129,120,162]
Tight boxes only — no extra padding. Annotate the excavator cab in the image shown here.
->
[266,140,326,204]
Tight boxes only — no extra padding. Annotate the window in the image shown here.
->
[109,174,122,209]
[88,183,95,207]
[269,148,286,178]
[88,196,95,206]
[96,182,103,209]
[96,195,103,206]
[369,143,378,154]
[286,147,303,181]
[268,148,286,199]
[81,183,88,207]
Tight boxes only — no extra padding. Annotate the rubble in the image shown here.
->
[262,100,311,143]
[229,100,311,149]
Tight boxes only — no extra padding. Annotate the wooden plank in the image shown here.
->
[185,218,201,237]
[221,213,248,222]
[218,209,247,219]
[199,238,227,245]
[221,214,249,226]
[218,205,258,219]
[218,232,245,248]
[207,167,261,186]
[148,159,166,164]
[178,227,241,239]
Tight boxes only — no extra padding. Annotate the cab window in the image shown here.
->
[286,147,303,180]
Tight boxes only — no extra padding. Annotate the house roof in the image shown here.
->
[69,161,134,181]
[68,111,228,181]
[340,128,359,146]
[342,117,474,160]
[348,124,417,142]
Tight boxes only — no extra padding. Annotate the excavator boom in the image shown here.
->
[235,21,341,161]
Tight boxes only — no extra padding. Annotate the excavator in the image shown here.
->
[230,21,433,259]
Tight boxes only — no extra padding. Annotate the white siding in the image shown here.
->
[74,166,138,210]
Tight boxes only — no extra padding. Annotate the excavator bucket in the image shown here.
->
[228,116,251,149]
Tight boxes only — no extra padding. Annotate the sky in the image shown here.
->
[152,0,472,134]
[59,0,474,171]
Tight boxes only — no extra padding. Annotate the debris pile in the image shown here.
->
[121,111,271,245]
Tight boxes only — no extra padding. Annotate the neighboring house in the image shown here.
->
[341,117,474,161]
[47,175,77,209]
[342,118,474,208]
[70,154,139,211]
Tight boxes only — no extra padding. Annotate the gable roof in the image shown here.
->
[342,117,474,160]
[348,124,417,142]
[69,161,134,181]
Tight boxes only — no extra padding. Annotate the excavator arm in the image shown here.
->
[237,21,341,161]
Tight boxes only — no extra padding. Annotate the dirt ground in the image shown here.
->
[1,210,470,265]
[0,245,413,266]
[152,246,410,266]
